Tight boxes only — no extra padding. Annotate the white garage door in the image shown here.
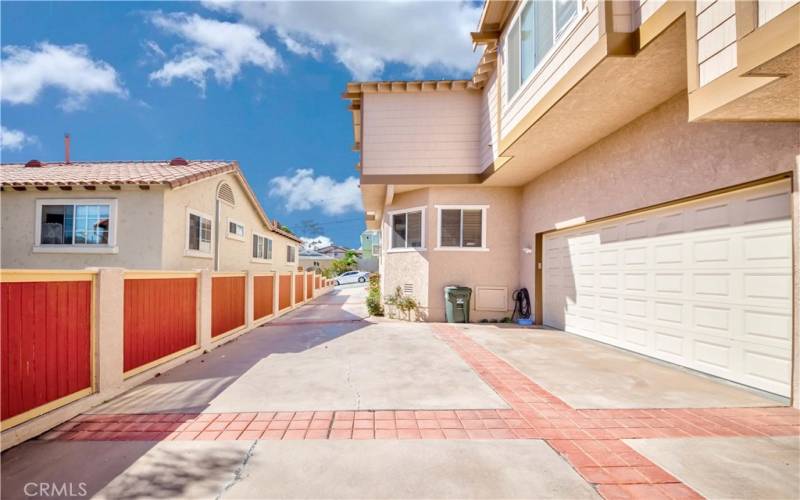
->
[543,180,793,396]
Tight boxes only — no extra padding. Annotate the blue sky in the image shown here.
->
[1,1,481,248]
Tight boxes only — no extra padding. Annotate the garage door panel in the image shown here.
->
[543,180,792,397]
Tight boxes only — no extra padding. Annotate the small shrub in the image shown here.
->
[366,273,384,316]
[385,286,419,321]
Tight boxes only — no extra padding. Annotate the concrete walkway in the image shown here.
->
[2,286,798,499]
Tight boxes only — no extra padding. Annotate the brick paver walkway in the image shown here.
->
[40,323,800,499]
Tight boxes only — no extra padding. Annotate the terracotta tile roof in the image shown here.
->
[0,160,235,187]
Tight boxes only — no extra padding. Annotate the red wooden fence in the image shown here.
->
[278,274,291,310]
[315,276,321,289]
[123,276,197,373]
[254,275,274,320]
[1,278,93,425]
[294,274,304,304]
[306,274,313,300]
[211,275,245,338]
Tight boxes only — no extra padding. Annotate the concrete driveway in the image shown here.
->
[2,287,798,499]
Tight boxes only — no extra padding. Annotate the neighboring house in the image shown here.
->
[345,0,800,401]
[316,244,356,259]
[0,158,303,272]
[299,249,336,272]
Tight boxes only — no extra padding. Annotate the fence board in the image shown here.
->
[315,276,321,289]
[1,281,92,424]
[254,275,274,320]
[306,274,313,300]
[278,274,291,310]
[212,276,245,337]
[294,274,304,304]
[123,278,197,373]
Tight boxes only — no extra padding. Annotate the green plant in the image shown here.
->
[328,249,359,277]
[385,286,419,321]
[366,274,384,316]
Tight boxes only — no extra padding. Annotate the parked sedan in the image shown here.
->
[334,271,370,285]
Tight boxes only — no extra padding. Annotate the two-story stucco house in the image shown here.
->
[0,158,302,272]
[345,0,799,402]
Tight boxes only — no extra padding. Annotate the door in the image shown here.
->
[542,180,793,396]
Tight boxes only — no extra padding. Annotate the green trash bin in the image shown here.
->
[444,286,472,323]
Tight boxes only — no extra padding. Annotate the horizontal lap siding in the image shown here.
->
[306,275,313,300]
[254,275,274,320]
[294,275,304,304]
[123,278,197,372]
[211,276,245,337]
[1,281,92,422]
[279,274,291,310]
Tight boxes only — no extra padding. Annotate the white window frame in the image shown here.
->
[185,208,214,259]
[33,198,119,254]
[286,244,297,263]
[386,206,427,253]
[434,205,489,252]
[226,218,245,241]
[251,231,273,263]
[504,0,583,104]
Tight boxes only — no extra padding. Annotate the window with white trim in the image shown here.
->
[286,245,296,263]
[228,220,245,240]
[37,200,115,246]
[187,211,212,254]
[437,207,487,249]
[390,209,424,249]
[506,0,579,100]
[252,233,272,260]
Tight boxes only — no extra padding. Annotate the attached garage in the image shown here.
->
[542,180,794,397]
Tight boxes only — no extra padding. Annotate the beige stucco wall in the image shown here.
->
[161,172,300,272]
[382,186,521,322]
[0,187,165,269]
[518,92,800,313]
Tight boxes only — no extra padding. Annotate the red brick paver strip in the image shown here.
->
[42,323,799,499]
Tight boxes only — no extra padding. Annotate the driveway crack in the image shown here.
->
[217,440,258,499]
[345,362,361,410]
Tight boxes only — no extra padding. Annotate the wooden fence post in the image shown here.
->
[272,270,280,317]
[198,269,212,350]
[290,270,296,308]
[96,268,124,393]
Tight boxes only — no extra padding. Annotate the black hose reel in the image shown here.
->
[511,288,533,326]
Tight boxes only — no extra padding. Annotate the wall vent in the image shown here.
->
[217,182,235,205]
[403,283,414,295]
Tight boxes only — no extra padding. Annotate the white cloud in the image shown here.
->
[0,43,125,111]
[205,1,482,80]
[148,12,282,92]
[269,169,362,215]
[301,235,333,250]
[0,126,36,151]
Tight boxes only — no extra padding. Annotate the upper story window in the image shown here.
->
[435,205,488,251]
[186,209,212,256]
[389,207,425,251]
[253,233,272,261]
[35,199,118,253]
[286,245,296,263]
[227,219,245,241]
[506,0,580,100]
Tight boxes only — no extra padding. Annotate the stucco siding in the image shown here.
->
[362,92,482,175]
[0,187,165,269]
[517,93,800,313]
[161,172,299,272]
[382,187,521,322]
[500,0,602,139]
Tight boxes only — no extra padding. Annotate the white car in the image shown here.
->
[334,271,370,285]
